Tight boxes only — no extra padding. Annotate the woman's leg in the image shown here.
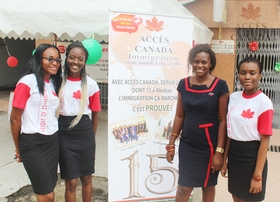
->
[36,192,55,202]
[175,185,193,202]
[65,178,79,202]
[232,195,247,202]
[202,186,215,202]
[80,175,92,202]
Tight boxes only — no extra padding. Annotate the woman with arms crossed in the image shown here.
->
[166,44,229,202]
[10,44,62,202]
[57,41,101,202]
[221,57,273,202]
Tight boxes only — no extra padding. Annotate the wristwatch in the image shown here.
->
[216,147,224,153]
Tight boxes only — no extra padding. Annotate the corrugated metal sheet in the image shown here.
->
[98,83,108,110]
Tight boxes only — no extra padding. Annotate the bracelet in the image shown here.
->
[166,144,175,151]
[166,144,174,148]
[252,175,263,182]
[166,148,175,152]
[171,133,178,137]
[215,147,224,153]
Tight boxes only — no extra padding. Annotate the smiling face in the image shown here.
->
[66,47,86,78]
[192,52,211,77]
[41,47,61,79]
[238,61,262,95]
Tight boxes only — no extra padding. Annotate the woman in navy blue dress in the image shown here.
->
[166,44,229,202]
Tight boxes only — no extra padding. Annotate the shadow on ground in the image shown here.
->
[6,175,108,202]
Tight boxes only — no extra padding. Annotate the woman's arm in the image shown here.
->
[254,135,270,177]
[166,92,184,164]
[10,107,23,162]
[221,137,230,177]
[91,111,98,134]
[249,135,270,194]
[212,92,229,172]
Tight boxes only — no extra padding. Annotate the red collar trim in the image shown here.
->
[242,90,262,99]
[185,77,219,93]
[67,76,81,81]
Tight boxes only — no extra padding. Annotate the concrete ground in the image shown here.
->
[0,90,279,202]
[0,90,108,202]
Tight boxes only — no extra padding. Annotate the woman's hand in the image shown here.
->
[220,162,228,178]
[14,149,22,162]
[249,178,262,194]
[211,152,223,173]
[166,150,175,164]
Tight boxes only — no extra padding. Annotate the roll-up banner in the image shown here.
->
[108,11,193,202]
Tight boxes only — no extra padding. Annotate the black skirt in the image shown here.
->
[58,115,96,180]
[228,139,267,201]
[178,139,219,187]
[19,132,59,195]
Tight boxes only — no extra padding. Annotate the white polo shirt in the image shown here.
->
[12,74,59,135]
[59,76,101,116]
[227,90,273,141]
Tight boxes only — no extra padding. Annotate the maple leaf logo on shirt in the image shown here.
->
[241,109,255,119]
[73,90,81,100]
[145,17,164,32]
[52,91,57,97]
[241,3,261,20]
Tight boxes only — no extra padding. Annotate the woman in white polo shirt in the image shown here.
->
[10,43,62,202]
[222,57,274,202]
[57,40,101,202]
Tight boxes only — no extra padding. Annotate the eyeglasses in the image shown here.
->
[42,56,62,64]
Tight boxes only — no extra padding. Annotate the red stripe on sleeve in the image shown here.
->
[89,90,102,112]
[258,109,273,135]
[12,83,31,109]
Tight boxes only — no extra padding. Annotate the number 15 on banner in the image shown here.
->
[121,150,179,200]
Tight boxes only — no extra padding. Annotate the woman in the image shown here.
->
[10,44,62,202]
[57,40,101,202]
[221,57,273,202]
[166,44,229,202]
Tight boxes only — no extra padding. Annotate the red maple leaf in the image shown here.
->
[73,90,81,100]
[241,109,254,119]
[52,91,57,97]
[145,17,164,32]
[241,3,261,20]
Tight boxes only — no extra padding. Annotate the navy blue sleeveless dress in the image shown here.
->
[177,76,228,187]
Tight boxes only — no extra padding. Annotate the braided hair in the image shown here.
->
[58,40,89,129]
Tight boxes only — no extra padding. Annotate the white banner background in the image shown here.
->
[108,11,193,201]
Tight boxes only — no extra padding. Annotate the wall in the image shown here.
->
[0,38,35,88]
[211,28,236,93]
[36,39,52,47]
[185,0,280,92]
[186,0,280,28]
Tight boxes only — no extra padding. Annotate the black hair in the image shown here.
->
[188,44,216,73]
[60,40,89,129]
[24,43,62,94]
[237,57,263,73]
[63,40,89,83]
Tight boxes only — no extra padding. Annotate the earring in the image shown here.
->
[236,81,242,91]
